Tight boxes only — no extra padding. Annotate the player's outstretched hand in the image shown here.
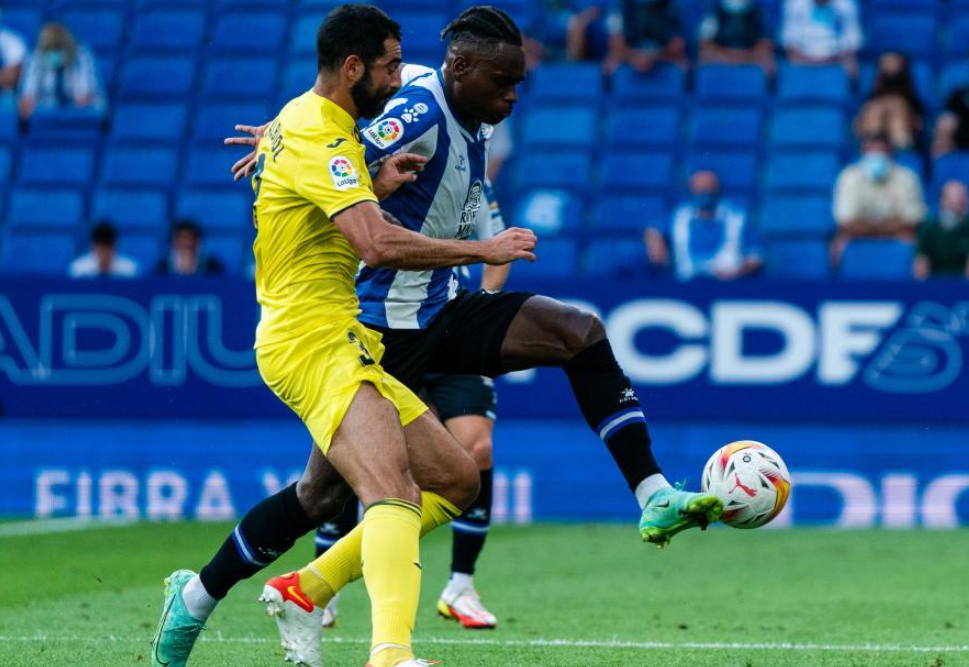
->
[483,227,537,265]
[224,124,268,182]
[373,152,429,200]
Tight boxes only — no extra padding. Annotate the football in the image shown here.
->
[701,441,791,529]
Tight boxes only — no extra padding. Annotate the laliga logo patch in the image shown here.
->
[329,156,359,191]
[366,118,403,149]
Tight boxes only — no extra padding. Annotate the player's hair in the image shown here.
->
[172,219,203,240]
[441,6,523,55]
[91,222,117,246]
[316,4,401,73]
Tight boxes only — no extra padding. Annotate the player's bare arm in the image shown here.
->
[332,201,537,270]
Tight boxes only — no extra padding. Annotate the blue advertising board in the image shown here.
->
[1,278,968,422]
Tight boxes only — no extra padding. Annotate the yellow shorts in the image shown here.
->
[256,318,428,454]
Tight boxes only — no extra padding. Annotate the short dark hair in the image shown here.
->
[441,6,522,54]
[172,219,202,240]
[91,222,117,246]
[316,4,401,73]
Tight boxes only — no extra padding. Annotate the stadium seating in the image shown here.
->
[8,189,85,230]
[209,14,287,54]
[591,195,667,233]
[513,189,583,237]
[119,58,196,99]
[514,152,591,192]
[193,103,272,139]
[100,147,180,189]
[695,65,768,105]
[520,107,597,150]
[128,10,206,53]
[765,153,841,194]
[760,195,836,239]
[777,65,851,107]
[840,240,915,280]
[689,108,763,150]
[581,238,649,278]
[91,189,170,231]
[599,153,674,194]
[866,13,938,59]
[0,229,76,275]
[684,152,759,197]
[612,65,686,104]
[202,59,279,99]
[769,108,847,151]
[175,190,253,231]
[111,104,189,143]
[507,238,576,279]
[20,147,95,187]
[765,240,831,280]
[529,63,603,104]
[605,108,680,150]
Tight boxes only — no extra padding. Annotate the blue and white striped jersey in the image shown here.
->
[355,65,505,329]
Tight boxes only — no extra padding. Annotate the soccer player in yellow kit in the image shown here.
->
[150,6,537,667]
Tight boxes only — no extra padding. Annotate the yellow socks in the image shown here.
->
[296,492,462,609]
[361,499,423,666]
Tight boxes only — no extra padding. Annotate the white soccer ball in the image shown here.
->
[701,441,791,529]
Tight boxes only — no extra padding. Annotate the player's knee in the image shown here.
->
[297,478,354,524]
[561,309,607,358]
[468,437,494,470]
[449,452,482,510]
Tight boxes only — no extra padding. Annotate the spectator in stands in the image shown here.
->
[524,1,610,66]
[156,220,224,277]
[645,170,763,281]
[832,134,926,265]
[69,222,139,279]
[933,60,969,156]
[604,0,688,74]
[18,22,105,121]
[855,52,923,151]
[913,180,969,280]
[781,0,862,78]
[0,3,27,97]
[699,0,776,75]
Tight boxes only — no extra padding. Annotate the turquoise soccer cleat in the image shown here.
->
[639,484,724,549]
[151,569,206,667]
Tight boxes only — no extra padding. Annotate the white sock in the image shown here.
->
[181,575,218,621]
[635,474,672,510]
[444,572,474,598]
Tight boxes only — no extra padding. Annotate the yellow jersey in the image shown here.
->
[251,91,378,348]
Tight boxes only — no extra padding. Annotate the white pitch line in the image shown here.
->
[0,518,133,538]
[0,635,966,654]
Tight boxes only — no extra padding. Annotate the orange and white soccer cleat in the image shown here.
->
[437,587,497,629]
[259,572,323,667]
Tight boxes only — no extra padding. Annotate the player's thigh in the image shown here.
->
[402,411,480,509]
[444,415,494,470]
[499,295,606,370]
[326,382,420,507]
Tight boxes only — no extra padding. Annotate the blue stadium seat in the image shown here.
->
[175,190,253,231]
[100,147,179,188]
[4,8,42,43]
[765,239,830,279]
[949,15,969,56]
[867,14,937,59]
[296,0,360,8]
[205,235,246,273]
[605,108,679,149]
[19,147,94,187]
[62,9,125,55]
[202,59,278,99]
[600,153,673,193]
[91,189,169,231]
[931,152,969,193]
[695,65,768,105]
[765,153,841,193]
[508,238,577,280]
[210,14,287,54]
[895,150,926,183]
[591,195,667,233]
[0,230,77,275]
[940,61,969,99]
[0,146,11,182]
[689,108,762,149]
[290,15,320,56]
[529,63,603,104]
[8,189,85,229]
[582,238,649,278]
[194,103,271,139]
[120,58,196,98]
[520,107,597,150]
[513,152,591,192]
[397,13,448,64]
[777,65,850,106]
[612,65,685,104]
[121,234,163,271]
[185,148,240,188]
[0,107,18,143]
[129,11,206,53]
[759,194,835,238]
[840,240,915,280]
[281,61,316,102]
[112,104,188,142]
[684,152,759,196]
[511,189,583,237]
[26,108,102,142]
[770,108,847,150]
[217,0,288,9]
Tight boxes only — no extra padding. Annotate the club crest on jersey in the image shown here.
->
[366,118,403,149]
[329,156,359,191]
[457,180,483,239]
[401,102,429,124]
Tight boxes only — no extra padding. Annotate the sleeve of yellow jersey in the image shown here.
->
[294,137,378,220]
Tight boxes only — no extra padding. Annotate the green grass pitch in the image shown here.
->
[0,521,966,667]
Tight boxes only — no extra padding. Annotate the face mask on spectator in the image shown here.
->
[861,153,891,182]
[940,209,964,230]
[812,2,835,26]
[722,0,752,13]
[693,191,719,214]
[42,50,67,68]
